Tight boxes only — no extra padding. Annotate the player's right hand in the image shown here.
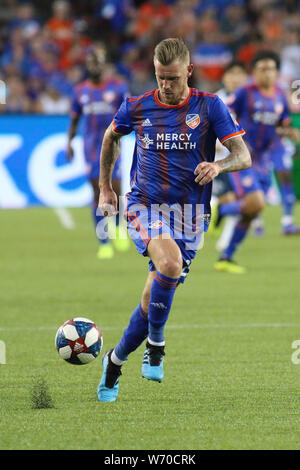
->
[66,143,74,161]
[98,188,119,217]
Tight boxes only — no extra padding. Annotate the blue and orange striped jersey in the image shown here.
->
[113,87,244,211]
[71,78,128,163]
[228,83,290,164]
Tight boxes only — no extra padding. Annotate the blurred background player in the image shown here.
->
[210,60,248,252]
[252,133,300,236]
[253,78,300,235]
[213,58,300,249]
[271,136,300,235]
[67,44,130,259]
[214,50,300,273]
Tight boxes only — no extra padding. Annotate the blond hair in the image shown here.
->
[154,38,190,66]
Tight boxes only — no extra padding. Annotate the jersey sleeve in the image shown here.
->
[70,88,82,118]
[209,95,245,144]
[112,98,133,135]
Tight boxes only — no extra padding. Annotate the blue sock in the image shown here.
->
[114,304,148,361]
[219,200,243,217]
[148,271,179,345]
[92,204,109,244]
[279,182,295,218]
[221,219,250,260]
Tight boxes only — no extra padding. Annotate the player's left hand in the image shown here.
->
[194,161,220,185]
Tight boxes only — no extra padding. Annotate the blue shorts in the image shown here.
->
[125,198,204,284]
[228,166,271,198]
[86,156,122,181]
[270,140,295,172]
[212,172,234,197]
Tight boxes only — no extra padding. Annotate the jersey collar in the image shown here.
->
[154,87,192,108]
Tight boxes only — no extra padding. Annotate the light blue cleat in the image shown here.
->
[142,341,165,383]
[97,349,122,402]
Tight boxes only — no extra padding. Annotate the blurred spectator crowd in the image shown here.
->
[0,0,300,114]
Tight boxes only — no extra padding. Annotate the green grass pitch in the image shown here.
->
[1,204,300,450]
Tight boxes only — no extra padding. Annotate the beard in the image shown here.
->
[160,86,185,105]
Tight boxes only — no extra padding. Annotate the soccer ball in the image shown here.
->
[55,317,103,365]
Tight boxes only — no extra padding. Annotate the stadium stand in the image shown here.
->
[0,0,299,114]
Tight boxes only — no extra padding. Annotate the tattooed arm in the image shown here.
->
[194,135,251,186]
[216,136,251,173]
[98,122,122,216]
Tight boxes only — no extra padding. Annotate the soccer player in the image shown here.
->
[254,136,300,235]
[269,132,300,235]
[211,61,248,252]
[250,85,300,237]
[67,45,130,259]
[97,38,251,402]
[214,50,300,274]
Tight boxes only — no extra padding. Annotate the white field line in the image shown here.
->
[53,208,76,229]
[1,323,300,332]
